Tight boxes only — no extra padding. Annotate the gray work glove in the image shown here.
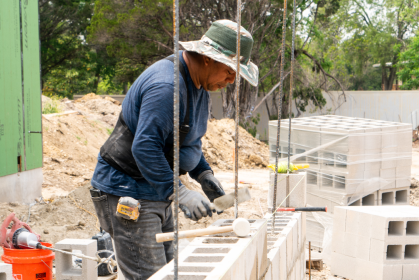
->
[170,185,213,221]
[198,170,225,202]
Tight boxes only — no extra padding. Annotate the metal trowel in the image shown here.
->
[211,187,251,212]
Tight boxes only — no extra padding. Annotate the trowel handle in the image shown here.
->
[156,226,233,243]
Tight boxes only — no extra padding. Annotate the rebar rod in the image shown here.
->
[271,0,288,234]
[172,0,180,277]
[286,0,297,207]
[234,0,242,219]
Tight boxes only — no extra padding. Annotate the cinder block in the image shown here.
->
[330,252,356,280]
[268,172,307,210]
[355,235,371,261]
[0,264,13,280]
[402,264,419,280]
[55,239,98,280]
[344,232,358,258]
[345,208,360,235]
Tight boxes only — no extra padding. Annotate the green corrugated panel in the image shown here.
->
[0,0,25,177]
[22,0,42,171]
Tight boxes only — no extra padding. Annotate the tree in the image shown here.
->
[324,0,419,90]
[39,0,94,79]
[397,35,419,89]
[89,0,344,121]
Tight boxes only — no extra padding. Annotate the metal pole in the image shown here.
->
[286,0,297,207]
[309,241,312,280]
[234,0,242,219]
[271,0,288,234]
[172,0,180,277]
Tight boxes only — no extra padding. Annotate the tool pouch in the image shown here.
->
[116,197,141,222]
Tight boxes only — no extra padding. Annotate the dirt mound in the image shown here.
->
[72,93,122,127]
[42,113,111,198]
[202,118,269,170]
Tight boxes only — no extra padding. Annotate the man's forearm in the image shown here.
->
[189,152,212,181]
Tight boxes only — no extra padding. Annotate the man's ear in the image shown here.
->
[203,56,212,66]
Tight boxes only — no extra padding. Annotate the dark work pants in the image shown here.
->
[90,189,174,280]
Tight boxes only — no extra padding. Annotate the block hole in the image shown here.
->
[405,245,419,259]
[176,266,215,272]
[388,221,404,236]
[203,238,238,244]
[307,172,317,185]
[322,174,333,187]
[192,248,230,254]
[362,194,375,206]
[335,154,347,168]
[222,219,255,224]
[308,152,318,164]
[163,275,207,280]
[210,232,237,237]
[295,148,307,162]
[335,175,346,189]
[386,245,403,260]
[323,152,334,166]
[184,256,224,263]
[349,199,361,206]
[0,274,5,280]
[406,221,419,236]
[282,146,293,158]
[395,190,408,204]
[382,192,394,205]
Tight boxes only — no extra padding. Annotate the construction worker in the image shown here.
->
[90,19,258,279]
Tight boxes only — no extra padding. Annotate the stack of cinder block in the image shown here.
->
[331,206,419,280]
[269,116,412,249]
[149,219,268,280]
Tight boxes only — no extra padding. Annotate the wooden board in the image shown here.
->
[21,0,43,171]
[0,0,25,177]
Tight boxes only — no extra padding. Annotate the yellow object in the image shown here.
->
[267,162,310,173]
[116,197,141,221]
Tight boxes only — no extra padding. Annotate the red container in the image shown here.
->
[2,242,55,280]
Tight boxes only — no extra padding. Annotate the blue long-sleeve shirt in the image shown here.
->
[91,51,212,201]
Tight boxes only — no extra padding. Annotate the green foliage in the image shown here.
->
[293,86,327,113]
[240,114,261,138]
[42,97,63,114]
[106,128,114,135]
[397,35,419,89]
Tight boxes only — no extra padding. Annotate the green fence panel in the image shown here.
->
[0,0,25,177]
[22,0,43,171]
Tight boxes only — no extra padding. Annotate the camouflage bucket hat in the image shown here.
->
[180,19,259,87]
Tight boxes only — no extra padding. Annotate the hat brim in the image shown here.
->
[179,40,259,87]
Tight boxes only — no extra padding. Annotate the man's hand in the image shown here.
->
[174,185,213,221]
[198,170,225,202]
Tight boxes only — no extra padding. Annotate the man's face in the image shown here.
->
[203,59,236,91]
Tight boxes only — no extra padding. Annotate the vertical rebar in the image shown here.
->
[234,0,242,219]
[286,0,297,207]
[172,0,179,278]
[309,241,312,280]
[271,0,288,234]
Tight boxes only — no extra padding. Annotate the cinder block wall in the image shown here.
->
[331,206,419,280]
[261,212,306,280]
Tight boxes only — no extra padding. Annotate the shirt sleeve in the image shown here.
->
[131,82,184,201]
[188,151,212,181]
